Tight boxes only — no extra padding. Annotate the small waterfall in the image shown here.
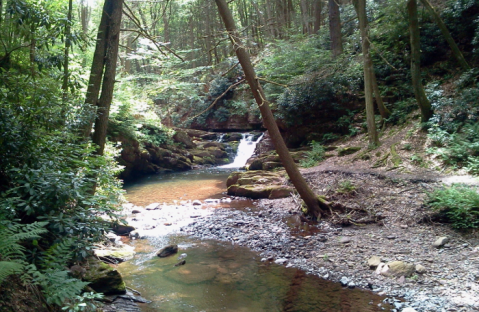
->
[220,133,264,169]
[216,133,225,142]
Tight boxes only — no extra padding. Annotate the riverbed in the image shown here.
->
[119,167,391,312]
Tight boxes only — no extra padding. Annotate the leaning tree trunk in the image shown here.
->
[371,68,391,119]
[408,0,433,122]
[215,0,327,220]
[353,0,379,147]
[419,0,469,71]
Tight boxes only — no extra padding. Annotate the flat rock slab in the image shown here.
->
[102,297,141,312]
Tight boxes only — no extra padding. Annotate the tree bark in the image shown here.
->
[419,0,469,70]
[328,0,343,58]
[313,0,322,34]
[353,0,379,146]
[408,0,433,122]
[91,0,123,156]
[215,0,325,219]
[62,0,73,103]
[81,0,110,139]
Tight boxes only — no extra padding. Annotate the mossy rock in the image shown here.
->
[192,156,205,165]
[262,161,282,170]
[226,172,241,187]
[83,258,126,295]
[173,130,196,149]
[338,147,362,156]
[268,186,294,199]
[94,245,136,263]
[227,185,271,199]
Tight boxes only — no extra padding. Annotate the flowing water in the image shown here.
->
[120,134,391,312]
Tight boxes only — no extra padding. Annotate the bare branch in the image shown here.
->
[188,78,246,121]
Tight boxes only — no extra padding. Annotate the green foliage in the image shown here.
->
[300,141,325,168]
[336,180,357,194]
[62,292,104,312]
[0,221,48,284]
[427,185,479,229]
[386,99,418,125]
[426,80,479,174]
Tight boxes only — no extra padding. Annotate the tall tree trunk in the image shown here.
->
[0,0,4,25]
[81,0,110,139]
[313,0,322,34]
[204,1,213,65]
[408,0,433,122]
[328,0,343,58]
[300,0,310,34]
[91,0,123,155]
[353,0,379,146]
[62,0,73,103]
[419,0,469,70]
[215,0,326,219]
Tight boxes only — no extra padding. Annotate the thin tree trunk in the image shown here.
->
[328,0,343,58]
[408,0,433,122]
[313,0,322,34]
[62,0,73,104]
[419,0,469,70]
[215,0,326,219]
[353,0,379,146]
[91,0,123,155]
[371,68,390,119]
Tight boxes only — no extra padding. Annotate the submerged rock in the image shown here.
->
[157,245,178,257]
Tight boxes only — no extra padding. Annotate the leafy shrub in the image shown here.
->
[300,141,325,168]
[427,185,479,229]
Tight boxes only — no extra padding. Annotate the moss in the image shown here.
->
[338,147,362,156]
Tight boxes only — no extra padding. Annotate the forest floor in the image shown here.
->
[185,116,479,312]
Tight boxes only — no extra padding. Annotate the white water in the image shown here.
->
[220,133,264,168]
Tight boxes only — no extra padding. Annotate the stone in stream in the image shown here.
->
[145,203,160,210]
[113,224,136,236]
[433,236,449,248]
[157,245,178,257]
[368,256,381,269]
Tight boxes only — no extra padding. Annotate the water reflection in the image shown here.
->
[119,237,390,312]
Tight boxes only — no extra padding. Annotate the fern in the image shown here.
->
[41,237,75,270]
[36,269,89,306]
[0,221,48,284]
[0,261,24,283]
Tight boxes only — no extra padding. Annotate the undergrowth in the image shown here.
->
[300,141,325,168]
[427,185,479,229]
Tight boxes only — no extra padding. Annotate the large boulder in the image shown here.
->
[226,171,293,199]
[173,130,196,149]
[83,258,126,295]
[94,245,136,263]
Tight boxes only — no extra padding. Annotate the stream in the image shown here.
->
[119,134,391,312]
